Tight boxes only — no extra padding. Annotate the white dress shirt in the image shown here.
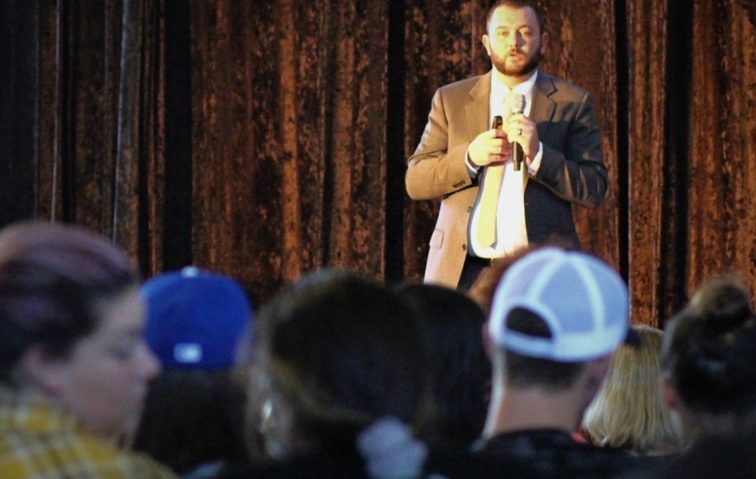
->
[467,69,543,258]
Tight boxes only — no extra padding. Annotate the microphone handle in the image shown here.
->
[511,103,525,171]
[512,129,524,171]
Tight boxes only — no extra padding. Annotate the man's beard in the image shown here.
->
[491,45,543,77]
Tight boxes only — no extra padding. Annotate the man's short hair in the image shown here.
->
[502,308,586,391]
[487,0,546,35]
[487,248,630,390]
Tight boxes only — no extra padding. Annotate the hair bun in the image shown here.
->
[691,280,753,339]
[689,280,756,395]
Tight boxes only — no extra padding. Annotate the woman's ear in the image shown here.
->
[661,375,679,411]
[18,346,69,395]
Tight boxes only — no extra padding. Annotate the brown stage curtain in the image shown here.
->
[685,1,755,309]
[3,1,754,321]
[626,0,755,325]
[189,0,389,301]
[33,0,165,274]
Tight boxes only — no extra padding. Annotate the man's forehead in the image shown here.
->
[488,5,539,30]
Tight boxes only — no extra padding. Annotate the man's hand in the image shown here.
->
[467,128,511,167]
[506,114,540,164]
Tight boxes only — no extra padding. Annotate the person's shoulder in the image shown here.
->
[438,74,488,94]
[473,429,645,478]
[537,71,592,99]
[72,435,177,478]
[0,428,176,478]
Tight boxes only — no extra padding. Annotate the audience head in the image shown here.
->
[133,267,254,474]
[252,270,430,458]
[468,241,572,316]
[468,245,535,316]
[141,267,253,370]
[0,221,158,438]
[583,325,679,455]
[396,282,491,445]
[660,278,756,443]
[486,248,630,428]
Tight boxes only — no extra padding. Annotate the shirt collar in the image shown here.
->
[490,69,539,102]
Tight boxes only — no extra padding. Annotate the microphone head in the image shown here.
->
[507,93,526,115]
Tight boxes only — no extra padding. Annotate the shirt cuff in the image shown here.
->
[527,142,543,175]
[465,151,480,178]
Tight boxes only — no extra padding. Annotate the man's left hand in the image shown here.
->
[506,114,540,164]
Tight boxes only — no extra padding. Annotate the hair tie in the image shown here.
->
[356,416,428,479]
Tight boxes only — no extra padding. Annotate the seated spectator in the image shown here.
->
[0,221,173,478]
[395,283,491,447]
[470,247,644,478]
[467,244,539,316]
[583,325,680,455]
[133,267,254,478]
[660,278,756,445]
[219,271,434,478]
[649,427,756,479]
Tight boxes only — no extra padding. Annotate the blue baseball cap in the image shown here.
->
[142,267,253,369]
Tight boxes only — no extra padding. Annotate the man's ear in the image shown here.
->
[540,31,550,54]
[586,354,612,392]
[18,346,69,395]
[481,322,496,361]
[482,34,492,56]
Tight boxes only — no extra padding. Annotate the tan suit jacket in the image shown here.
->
[406,71,607,288]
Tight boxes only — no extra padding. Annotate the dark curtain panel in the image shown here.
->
[189,0,388,302]
[31,0,166,273]
[626,0,672,326]
[625,0,755,325]
[2,1,754,321]
[0,1,39,225]
[685,0,755,308]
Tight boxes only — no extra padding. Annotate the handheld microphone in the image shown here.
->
[508,94,526,171]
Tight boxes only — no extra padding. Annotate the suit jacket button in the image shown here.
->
[467,206,472,213]
[462,244,467,251]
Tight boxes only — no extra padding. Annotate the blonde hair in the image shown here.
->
[583,325,679,455]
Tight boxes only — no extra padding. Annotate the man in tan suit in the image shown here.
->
[406,0,608,289]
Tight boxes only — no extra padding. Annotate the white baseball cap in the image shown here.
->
[488,248,631,362]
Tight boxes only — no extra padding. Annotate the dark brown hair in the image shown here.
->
[255,270,430,451]
[661,279,756,417]
[396,283,490,445]
[503,308,585,391]
[0,221,138,381]
[133,369,248,474]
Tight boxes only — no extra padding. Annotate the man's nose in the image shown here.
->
[507,31,520,49]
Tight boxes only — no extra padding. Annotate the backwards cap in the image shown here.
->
[488,248,630,362]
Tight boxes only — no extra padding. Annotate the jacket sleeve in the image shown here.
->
[531,90,608,208]
[405,88,475,200]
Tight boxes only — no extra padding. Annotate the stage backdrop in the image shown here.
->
[1,0,754,324]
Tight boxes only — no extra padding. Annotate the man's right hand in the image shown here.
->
[467,128,511,167]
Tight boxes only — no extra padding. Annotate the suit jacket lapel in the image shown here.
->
[465,72,491,139]
[532,71,557,140]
